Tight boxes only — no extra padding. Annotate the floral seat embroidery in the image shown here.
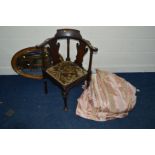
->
[46,61,87,86]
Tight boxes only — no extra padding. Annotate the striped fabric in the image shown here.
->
[76,69,137,121]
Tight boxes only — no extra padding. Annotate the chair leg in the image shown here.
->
[86,74,91,88]
[62,90,68,111]
[44,80,48,94]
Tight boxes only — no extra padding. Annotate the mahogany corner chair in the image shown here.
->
[37,29,98,111]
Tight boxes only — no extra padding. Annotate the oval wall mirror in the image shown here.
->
[11,47,63,80]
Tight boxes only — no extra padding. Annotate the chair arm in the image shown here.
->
[82,39,98,53]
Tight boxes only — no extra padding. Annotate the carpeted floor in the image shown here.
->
[0,73,155,129]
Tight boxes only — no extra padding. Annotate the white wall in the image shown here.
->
[0,26,155,75]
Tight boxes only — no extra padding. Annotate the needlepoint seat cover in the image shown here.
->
[46,61,87,87]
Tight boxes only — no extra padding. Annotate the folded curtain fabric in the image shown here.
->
[76,69,137,121]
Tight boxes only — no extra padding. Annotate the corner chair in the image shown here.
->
[37,29,98,111]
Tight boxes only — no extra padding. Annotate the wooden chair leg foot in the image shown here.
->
[62,90,68,111]
[64,106,68,112]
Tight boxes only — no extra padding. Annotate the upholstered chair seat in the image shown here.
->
[46,61,87,87]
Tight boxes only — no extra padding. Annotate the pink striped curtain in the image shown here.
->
[76,69,137,121]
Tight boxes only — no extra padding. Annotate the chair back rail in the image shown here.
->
[36,29,98,73]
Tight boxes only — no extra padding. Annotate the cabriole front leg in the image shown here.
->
[62,89,69,111]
